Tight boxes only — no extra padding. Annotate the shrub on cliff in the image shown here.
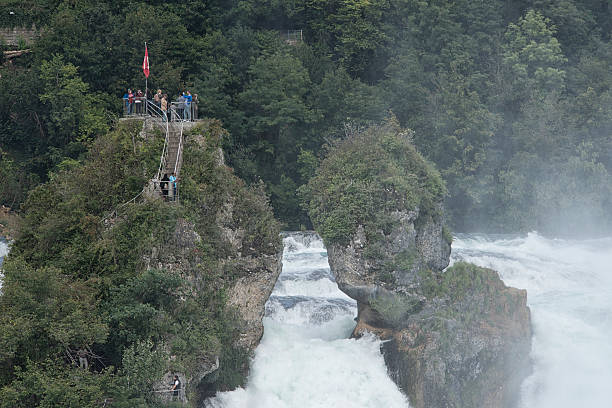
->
[300,118,445,245]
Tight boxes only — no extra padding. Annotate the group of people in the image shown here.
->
[123,89,146,115]
[160,172,178,201]
[123,89,198,122]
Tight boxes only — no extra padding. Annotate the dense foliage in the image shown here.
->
[301,118,445,245]
[3,0,612,234]
[0,120,280,406]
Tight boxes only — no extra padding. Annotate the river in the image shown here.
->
[452,232,612,408]
[206,232,409,407]
[207,231,612,407]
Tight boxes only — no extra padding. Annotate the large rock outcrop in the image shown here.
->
[303,120,531,408]
[143,120,283,403]
[327,214,531,408]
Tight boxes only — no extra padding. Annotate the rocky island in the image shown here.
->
[302,119,532,408]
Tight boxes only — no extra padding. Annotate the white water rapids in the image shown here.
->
[207,231,612,407]
[206,232,409,407]
[0,238,8,290]
[452,232,612,408]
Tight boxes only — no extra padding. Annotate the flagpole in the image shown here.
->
[144,42,148,115]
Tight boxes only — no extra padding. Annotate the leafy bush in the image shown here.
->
[301,118,445,246]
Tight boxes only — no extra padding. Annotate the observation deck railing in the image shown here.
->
[122,97,197,123]
[280,29,303,45]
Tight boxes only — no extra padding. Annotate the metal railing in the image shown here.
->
[122,97,197,123]
[152,104,184,204]
[122,96,148,116]
[119,97,187,204]
[280,29,303,44]
[168,101,196,122]
[153,388,186,403]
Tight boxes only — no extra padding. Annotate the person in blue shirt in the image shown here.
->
[122,90,129,115]
[169,172,177,201]
[184,91,192,121]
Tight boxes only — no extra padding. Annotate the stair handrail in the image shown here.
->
[174,119,184,175]
[146,99,164,118]
[155,108,170,182]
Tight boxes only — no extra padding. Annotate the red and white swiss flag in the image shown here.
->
[142,44,150,78]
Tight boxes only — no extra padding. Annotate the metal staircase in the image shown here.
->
[148,100,184,202]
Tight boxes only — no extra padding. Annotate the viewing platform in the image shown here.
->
[118,96,204,205]
[121,97,198,123]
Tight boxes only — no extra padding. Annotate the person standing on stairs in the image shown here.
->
[161,173,169,200]
[169,172,178,201]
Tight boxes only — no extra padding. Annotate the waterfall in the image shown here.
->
[451,232,612,408]
[204,231,611,407]
[206,232,409,407]
[0,238,8,290]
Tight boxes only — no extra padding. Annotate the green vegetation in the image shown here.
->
[2,1,612,234]
[0,120,280,406]
[418,262,509,319]
[370,293,424,327]
[301,119,445,246]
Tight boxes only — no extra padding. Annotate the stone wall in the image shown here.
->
[0,26,38,47]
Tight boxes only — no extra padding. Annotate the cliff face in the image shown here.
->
[303,121,531,408]
[144,120,283,402]
[327,215,531,408]
[148,216,281,401]
[0,118,281,407]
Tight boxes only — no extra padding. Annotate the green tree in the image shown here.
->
[306,0,390,77]
[39,55,108,148]
[502,9,568,99]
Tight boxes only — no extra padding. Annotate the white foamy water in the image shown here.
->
[206,232,409,408]
[451,232,612,408]
[0,239,8,290]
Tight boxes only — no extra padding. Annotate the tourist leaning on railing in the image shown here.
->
[127,89,134,115]
[135,90,144,114]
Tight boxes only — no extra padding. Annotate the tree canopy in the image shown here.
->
[2,1,611,231]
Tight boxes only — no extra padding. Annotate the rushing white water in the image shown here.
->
[0,239,7,264]
[206,231,611,407]
[206,232,409,408]
[451,232,612,408]
[0,238,8,290]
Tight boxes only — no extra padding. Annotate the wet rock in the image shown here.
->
[327,209,531,408]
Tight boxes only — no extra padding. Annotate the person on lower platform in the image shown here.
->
[170,375,181,400]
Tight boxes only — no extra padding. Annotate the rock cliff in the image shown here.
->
[303,120,531,408]
[142,120,283,403]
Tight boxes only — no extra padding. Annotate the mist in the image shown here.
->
[452,233,612,408]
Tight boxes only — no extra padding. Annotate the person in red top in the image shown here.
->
[135,89,144,114]
[127,89,134,115]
